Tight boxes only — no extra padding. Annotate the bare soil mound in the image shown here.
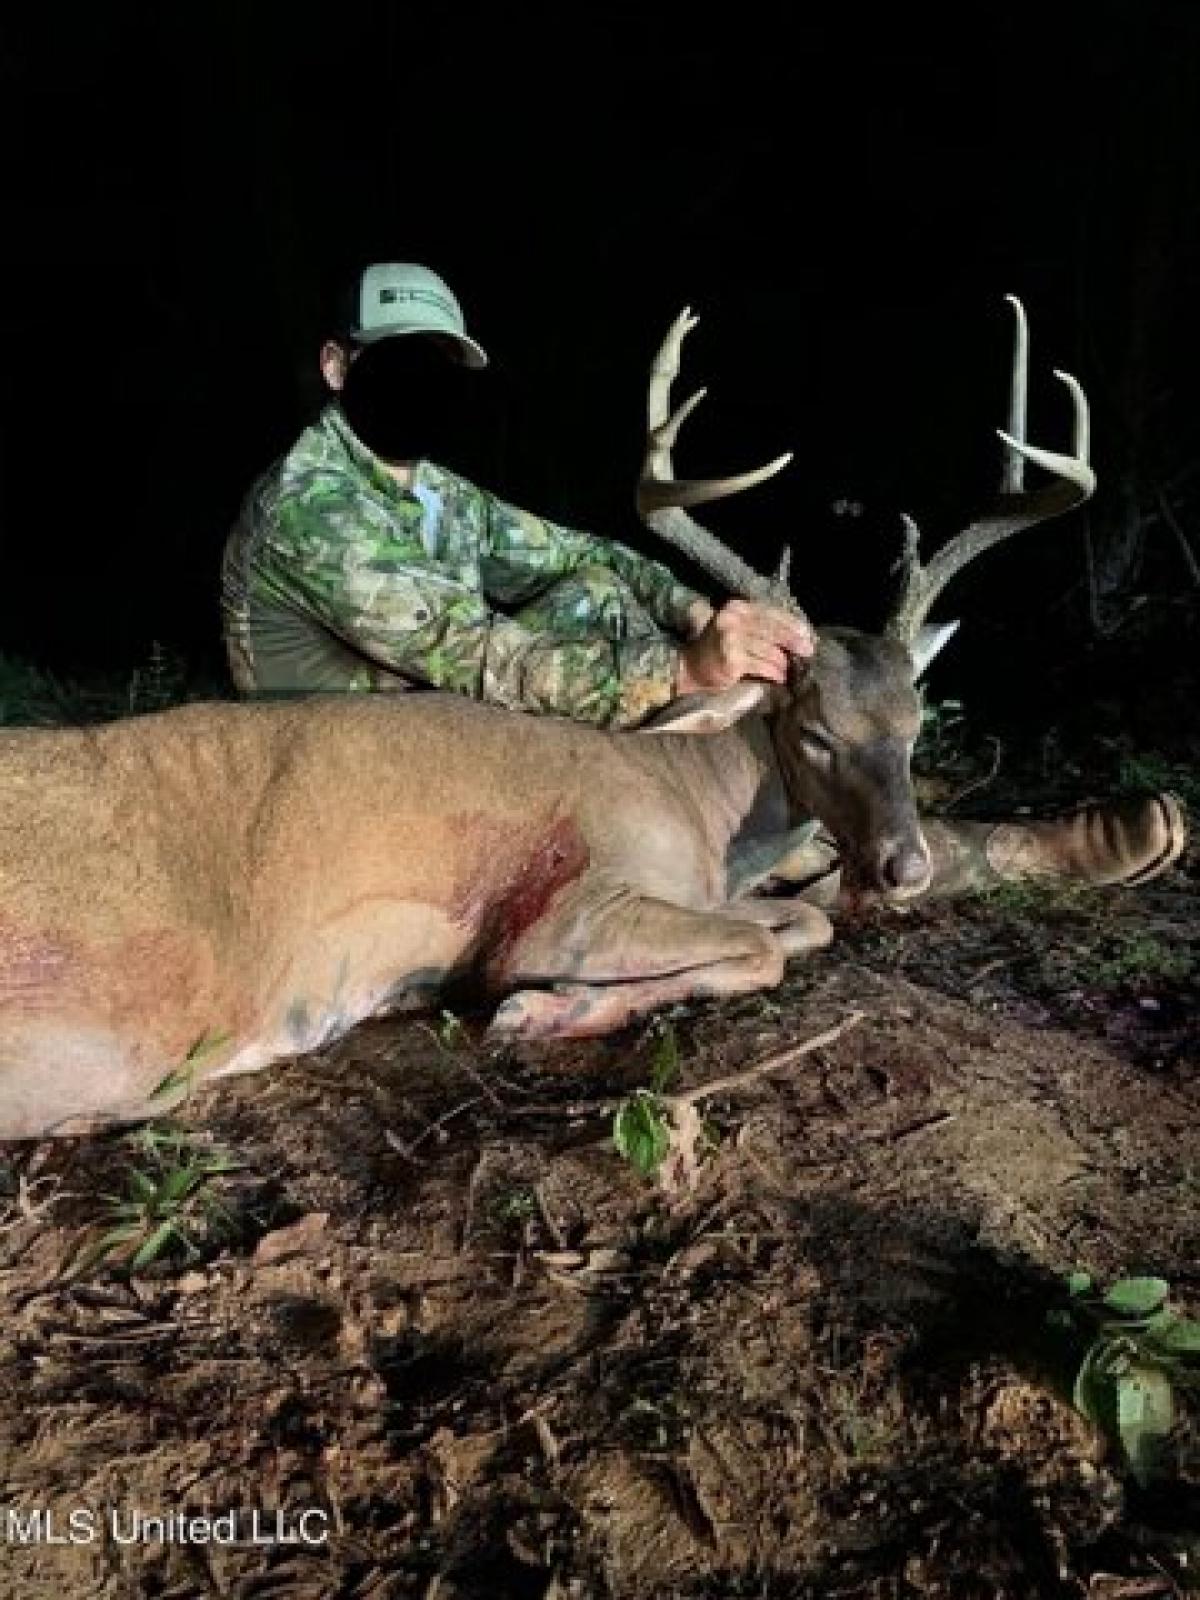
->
[1,858,1196,1599]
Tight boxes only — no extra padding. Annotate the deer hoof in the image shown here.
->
[488,988,592,1040]
[774,906,834,959]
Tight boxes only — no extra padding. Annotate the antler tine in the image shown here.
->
[886,295,1097,647]
[636,307,800,612]
[1000,292,1029,494]
[997,367,1092,489]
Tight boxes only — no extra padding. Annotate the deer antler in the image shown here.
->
[885,294,1096,646]
[636,307,804,615]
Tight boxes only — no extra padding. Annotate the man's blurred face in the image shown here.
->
[326,335,487,464]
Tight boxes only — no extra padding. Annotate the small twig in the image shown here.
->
[501,1093,621,1120]
[673,1012,866,1106]
[460,1148,491,1253]
[442,1048,507,1110]
[1151,482,1200,589]
[0,1174,72,1234]
[889,1111,957,1143]
[436,1395,559,1453]
[967,956,1015,986]
[673,1039,850,1197]
[531,1409,561,1470]
[384,1096,484,1165]
[46,1326,180,1346]
[942,736,1003,815]
[477,1052,535,1099]
[533,1181,569,1250]
[1142,1550,1186,1599]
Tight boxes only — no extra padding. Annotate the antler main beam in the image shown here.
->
[886,295,1096,647]
[636,307,804,615]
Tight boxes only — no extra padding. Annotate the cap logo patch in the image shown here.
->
[374,287,454,312]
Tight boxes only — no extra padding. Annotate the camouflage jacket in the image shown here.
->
[221,405,705,726]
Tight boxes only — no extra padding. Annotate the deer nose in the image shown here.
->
[879,842,931,897]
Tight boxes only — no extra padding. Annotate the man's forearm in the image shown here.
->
[482,616,680,727]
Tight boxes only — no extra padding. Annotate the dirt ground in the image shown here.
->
[1,777,1197,1599]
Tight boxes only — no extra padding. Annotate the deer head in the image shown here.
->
[636,297,1095,902]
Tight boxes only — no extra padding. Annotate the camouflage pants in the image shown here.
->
[228,565,671,701]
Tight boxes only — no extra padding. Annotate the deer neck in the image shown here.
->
[658,715,792,856]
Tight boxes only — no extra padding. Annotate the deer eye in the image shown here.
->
[798,729,835,766]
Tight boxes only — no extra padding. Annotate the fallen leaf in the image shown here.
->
[253,1212,330,1266]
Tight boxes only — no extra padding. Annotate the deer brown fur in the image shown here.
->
[0,298,1094,1137]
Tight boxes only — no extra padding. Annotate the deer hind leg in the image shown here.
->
[0,1025,151,1140]
[918,794,1186,897]
[488,893,831,1040]
[712,896,836,935]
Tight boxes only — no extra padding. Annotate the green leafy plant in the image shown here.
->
[1051,1271,1200,1485]
[1079,929,1194,988]
[1,649,226,731]
[489,1185,537,1229]
[914,696,967,767]
[980,876,1090,920]
[1114,751,1200,813]
[612,1024,682,1178]
[418,1008,469,1052]
[63,1126,242,1279]
[127,641,190,715]
[613,1094,672,1178]
[147,1028,231,1105]
[0,654,79,727]
[976,881,1193,998]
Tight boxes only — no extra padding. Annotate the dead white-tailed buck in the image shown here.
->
[0,298,1150,1138]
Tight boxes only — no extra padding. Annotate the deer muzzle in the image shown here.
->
[873,834,933,900]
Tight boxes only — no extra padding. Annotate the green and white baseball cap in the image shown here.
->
[347,262,488,368]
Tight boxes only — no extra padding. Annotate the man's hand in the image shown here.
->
[676,599,814,696]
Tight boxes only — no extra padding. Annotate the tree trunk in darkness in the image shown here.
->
[1075,1,1200,633]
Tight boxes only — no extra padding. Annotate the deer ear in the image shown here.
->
[788,653,813,689]
[910,621,960,680]
[639,680,772,735]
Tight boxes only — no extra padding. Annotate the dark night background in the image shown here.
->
[1,1,1197,740]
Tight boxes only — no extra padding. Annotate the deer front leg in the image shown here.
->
[725,822,831,899]
[727,825,845,906]
[488,891,831,1040]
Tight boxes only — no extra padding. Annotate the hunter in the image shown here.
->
[221,263,1185,894]
[221,261,812,724]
